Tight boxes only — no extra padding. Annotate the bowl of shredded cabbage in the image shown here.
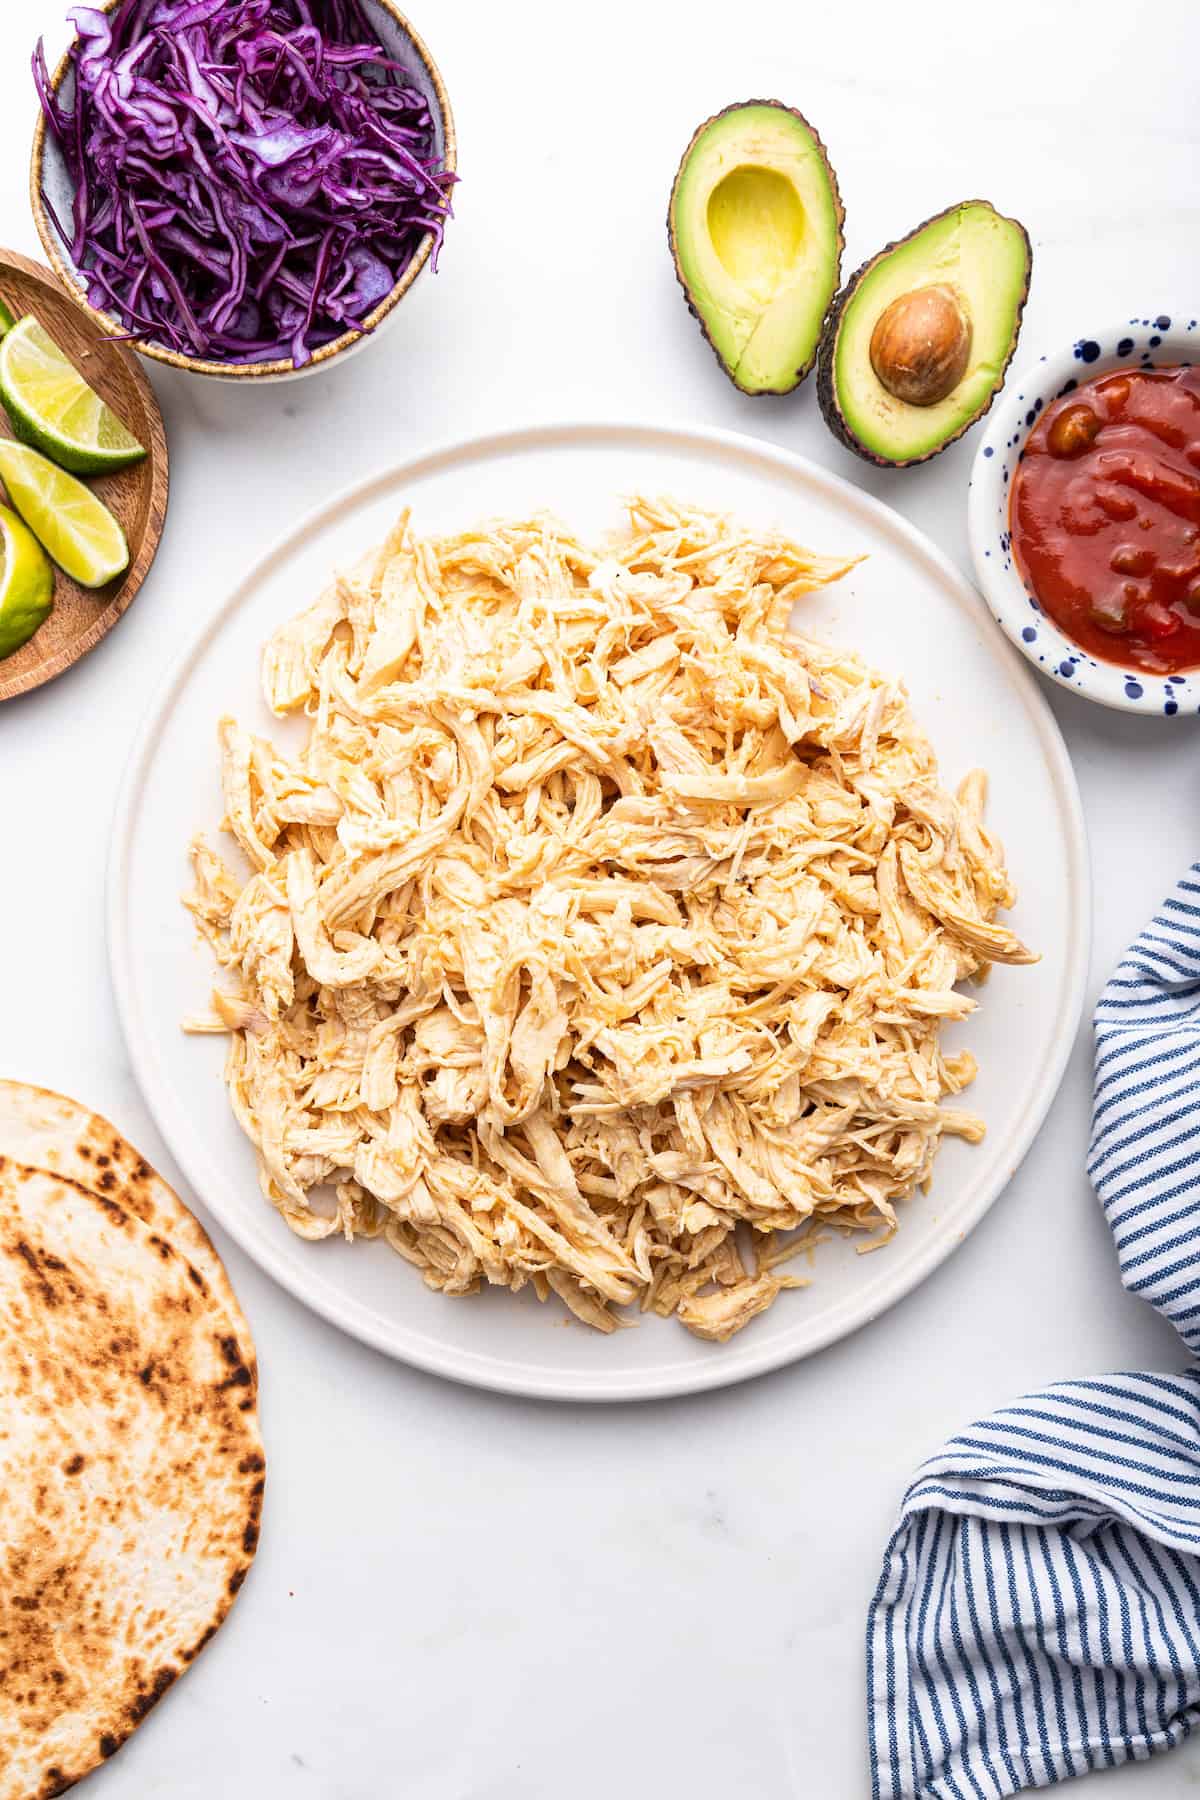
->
[30,0,456,381]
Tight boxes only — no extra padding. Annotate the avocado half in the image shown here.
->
[817,200,1032,466]
[668,100,844,395]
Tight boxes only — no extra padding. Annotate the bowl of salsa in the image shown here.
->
[968,314,1200,716]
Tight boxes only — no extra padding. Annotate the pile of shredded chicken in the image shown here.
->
[183,497,1035,1340]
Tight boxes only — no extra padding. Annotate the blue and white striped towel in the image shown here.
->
[868,864,1200,1797]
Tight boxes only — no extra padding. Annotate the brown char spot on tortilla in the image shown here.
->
[15,1242,59,1308]
[127,1664,177,1724]
[182,1619,218,1663]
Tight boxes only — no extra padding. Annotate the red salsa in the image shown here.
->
[1009,364,1200,673]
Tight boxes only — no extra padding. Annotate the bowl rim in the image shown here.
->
[967,312,1200,718]
[28,0,457,381]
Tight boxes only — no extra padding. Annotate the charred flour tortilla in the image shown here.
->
[0,1081,231,1300]
[0,1151,263,1799]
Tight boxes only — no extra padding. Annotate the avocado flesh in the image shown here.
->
[670,102,843,395]
[822,202,1030,464]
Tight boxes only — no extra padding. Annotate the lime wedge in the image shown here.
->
[0,317,145,474]
[0,441,128,588]
[0,299,16,339]
[0,501,54,660]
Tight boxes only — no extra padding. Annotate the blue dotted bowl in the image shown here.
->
[968,314,1199,717]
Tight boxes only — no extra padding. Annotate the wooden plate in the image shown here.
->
[0,250,168,702]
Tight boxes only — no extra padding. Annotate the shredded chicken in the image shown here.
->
[183,497,1036,1340]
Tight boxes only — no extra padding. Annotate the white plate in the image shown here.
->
[109,423,1090,1402]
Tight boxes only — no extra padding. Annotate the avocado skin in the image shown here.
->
[816,200,1032,466]
[668,99,845,397]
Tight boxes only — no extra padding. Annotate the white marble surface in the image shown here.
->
[3,0,1200,1791]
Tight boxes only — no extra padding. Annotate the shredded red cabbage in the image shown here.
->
[34,0,455,368]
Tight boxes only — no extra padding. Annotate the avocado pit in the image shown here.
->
[869,283,972,407]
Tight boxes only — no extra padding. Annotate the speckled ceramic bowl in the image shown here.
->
[30,0,455,384]
[968,313,1199,716]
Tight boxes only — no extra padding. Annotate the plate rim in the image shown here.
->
[107,419,1091,1402]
